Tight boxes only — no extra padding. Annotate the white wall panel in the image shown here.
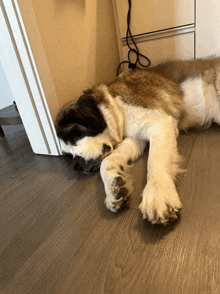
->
[116,0,194,37]
[196,0,220,58]
[122,33,195,68]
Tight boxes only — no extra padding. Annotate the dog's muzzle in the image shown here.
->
[72,155,102,173]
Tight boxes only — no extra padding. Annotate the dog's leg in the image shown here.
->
[139,117,183,225]
[101,138,146,212]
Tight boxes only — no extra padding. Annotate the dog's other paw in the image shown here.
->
[139,179,182,225]
[101,161,132,212]
[105,175,131,212]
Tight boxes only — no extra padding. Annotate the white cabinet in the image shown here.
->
[122,33,195,67]
[116,0,194,37]
[196,0,220,58]
[113,0,196,69]
[114,0,220,69]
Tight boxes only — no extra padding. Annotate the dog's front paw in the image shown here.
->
[139,179,182,225]
[101,161,132,212]
[105,175,131,212]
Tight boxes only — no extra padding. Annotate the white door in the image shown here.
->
[0,0,61,155]
[0,61,14,109]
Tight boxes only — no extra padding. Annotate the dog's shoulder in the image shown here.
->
[103,68,184,120]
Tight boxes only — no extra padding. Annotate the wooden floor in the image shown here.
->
[1,124,220,294]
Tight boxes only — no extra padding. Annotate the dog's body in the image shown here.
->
[55,57,220,224]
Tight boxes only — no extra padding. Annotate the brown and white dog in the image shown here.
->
[55,57,220,224]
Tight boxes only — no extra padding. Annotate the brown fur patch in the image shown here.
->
[215,67,220,97]
[202,68,216,85]
[107,69,184,120]
[84,86,109,107]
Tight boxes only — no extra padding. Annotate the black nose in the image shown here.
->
[73,162,84,172]
[72,155,102,173]
[73,156,85,172]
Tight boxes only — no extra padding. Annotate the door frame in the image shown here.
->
[0,0,61,155]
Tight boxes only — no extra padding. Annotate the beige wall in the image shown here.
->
[17,0,120,119]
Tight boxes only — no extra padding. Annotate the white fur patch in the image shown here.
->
[202,77,220,125]
[116,97,170,141]
[98,85,124,143]
[180,76,220,129]
[180,76,206,129]
[60,129,116,160]
[60,140,74,155]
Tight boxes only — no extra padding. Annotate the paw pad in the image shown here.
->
[112,176,126,187]
[112,176,128,199]
[114,187,129,200]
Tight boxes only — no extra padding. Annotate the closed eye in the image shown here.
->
[102,144,112,154]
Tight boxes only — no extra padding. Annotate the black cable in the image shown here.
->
[117,0,151,76]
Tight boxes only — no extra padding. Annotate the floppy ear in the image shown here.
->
[55,95,107,143]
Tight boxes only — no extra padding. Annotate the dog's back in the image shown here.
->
[150,56,220,84]
[108,57,220,130]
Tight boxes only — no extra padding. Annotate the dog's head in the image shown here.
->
[55,94,116,173]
